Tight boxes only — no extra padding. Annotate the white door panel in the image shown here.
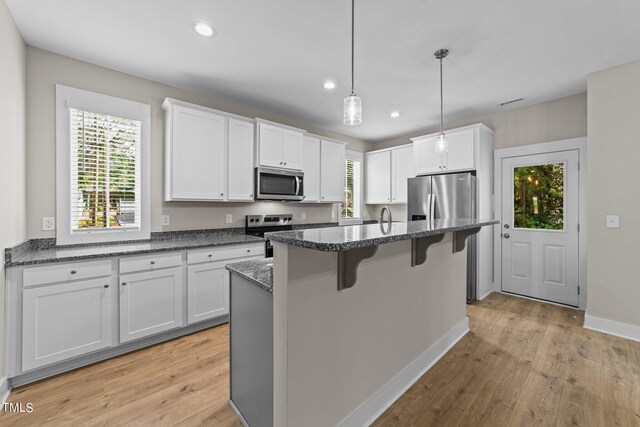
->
[501,150,579,306]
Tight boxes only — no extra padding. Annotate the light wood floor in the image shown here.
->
[2,292,639,426]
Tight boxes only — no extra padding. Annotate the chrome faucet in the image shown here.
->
[379,206,392,226]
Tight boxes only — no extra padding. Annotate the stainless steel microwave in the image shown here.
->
[255,167,305,201]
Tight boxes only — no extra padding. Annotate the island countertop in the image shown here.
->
[265,218,499,252]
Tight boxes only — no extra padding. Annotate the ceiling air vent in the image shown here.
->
[499,97,525,107]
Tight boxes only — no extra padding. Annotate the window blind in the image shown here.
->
[341,158,361,219]
[70,108,141,231]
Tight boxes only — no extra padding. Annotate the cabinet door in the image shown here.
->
[171,106,226,200]
[187,262,229,324]
[281,129,304,170]
[414,137,444,175]
[22,278,112,371]
[228,119,255,201]
[444,129,475,172]
[119,267,183,343]
[258,123,282,168]
[365,150,391,204]
[391,145,414,204]
[302,136,320,202]
[320,140,346,202]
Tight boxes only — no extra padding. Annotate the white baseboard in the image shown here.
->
[584,314,640,342]
[477,289,493,300]
[0,376,10,404]
[337,317,470,427]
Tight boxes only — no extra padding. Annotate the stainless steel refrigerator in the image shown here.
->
[407,172,477,302]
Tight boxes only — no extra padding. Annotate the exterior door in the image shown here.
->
[501,150,579,306]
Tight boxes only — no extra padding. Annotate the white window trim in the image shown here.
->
[56,85,151,245]
[339,150,364,226]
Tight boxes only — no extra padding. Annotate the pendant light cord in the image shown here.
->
[351,0,355,96]
[439,57,444,134]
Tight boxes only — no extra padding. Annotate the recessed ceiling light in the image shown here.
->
[323,81,336,90]
[194,22,216,37]
[390,111,401,118]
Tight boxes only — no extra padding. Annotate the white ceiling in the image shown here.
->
[6,0,640,142]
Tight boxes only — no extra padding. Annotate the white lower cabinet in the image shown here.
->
[22,278,112,372]
[119,267,183,343]
[187,261,229,324]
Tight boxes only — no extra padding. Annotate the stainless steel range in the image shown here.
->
[245,214,293,257]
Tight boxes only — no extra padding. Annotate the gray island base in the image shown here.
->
[228,219,497,427]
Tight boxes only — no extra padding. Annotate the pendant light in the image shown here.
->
[434,48,449,153]
[344,0,362,125]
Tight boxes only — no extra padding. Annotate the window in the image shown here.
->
[513,162,565,230]
[56,85,150,244]
[340,151,363,225]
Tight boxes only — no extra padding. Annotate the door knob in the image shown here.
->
[504,233,510,239]
[504,224,510,229]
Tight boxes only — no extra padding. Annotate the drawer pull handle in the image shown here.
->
[122,282,127,286]
[104,284,109,288]
[150,261,156,265]
[70,270,77,275]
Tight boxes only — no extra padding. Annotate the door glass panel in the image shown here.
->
[513,163,564,230]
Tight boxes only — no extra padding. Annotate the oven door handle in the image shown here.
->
[295,176,300,196]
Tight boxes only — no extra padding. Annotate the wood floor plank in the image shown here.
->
[3,293,640,427]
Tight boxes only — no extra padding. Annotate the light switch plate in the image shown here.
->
[226,214,233,224]
[301,212,306,220]
[161,215,170,226]
[42,217,55,231]
[606,215,619,228]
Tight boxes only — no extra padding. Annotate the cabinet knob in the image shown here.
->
[284,162,287,166]
[280,162,283,165]
[220,193,224,196]
[246,249,251,253]
[70,270,77,275]
[208,254,213,258]
[122,282,127,286]
[150,260,156,265]
[104,284,109,288]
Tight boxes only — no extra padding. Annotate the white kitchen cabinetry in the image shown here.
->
[320,139,346,203]
[256,119,305,170]
[163,98,255,202]
[365,144,414,204]
[22,278,112,372]
[228,118,255,201]
[119,265,183,343]
[186,243,264,324]
[302,136,321,202]
[412,127,476,175]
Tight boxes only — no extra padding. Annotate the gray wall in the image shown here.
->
[0,0,27,379]
[25,47,372,239]
[586,59,640,330]
[365,93,588,221]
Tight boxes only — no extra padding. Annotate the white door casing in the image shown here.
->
[501,150,580,306]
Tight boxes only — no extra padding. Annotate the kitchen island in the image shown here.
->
[228,218,497,427]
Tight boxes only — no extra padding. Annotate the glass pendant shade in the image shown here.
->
[343,94,362,125]
[435,132,448,153]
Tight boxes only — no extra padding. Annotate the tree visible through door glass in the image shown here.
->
[513,163,564,230]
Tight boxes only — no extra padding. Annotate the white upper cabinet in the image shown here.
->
[228,119,255,201]
[365,150,392,204]
[163,98,255,202]
[412,127,476,175]
[256,120,305,170]
[302,136,321,202]
[391,145,414,203]
[168,105,227,200]
[320,139,346,203]
[258,123,283,168]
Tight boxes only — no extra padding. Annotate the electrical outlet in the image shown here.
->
[226,214,233,224]
[161,215,170,226]
[606,215,619,228]
[42,217,56,231]
[301,212,306,220]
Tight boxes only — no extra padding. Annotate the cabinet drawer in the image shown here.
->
[23,260,112,288]
[188,244,265,265]
[119,252,182,274]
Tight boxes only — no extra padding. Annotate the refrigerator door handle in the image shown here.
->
[425,193,432,221]
[430,192,436,222]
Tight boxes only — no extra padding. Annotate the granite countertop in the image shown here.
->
[226,258,274,292]
[265,219,500,252]
[5,229,264,267]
